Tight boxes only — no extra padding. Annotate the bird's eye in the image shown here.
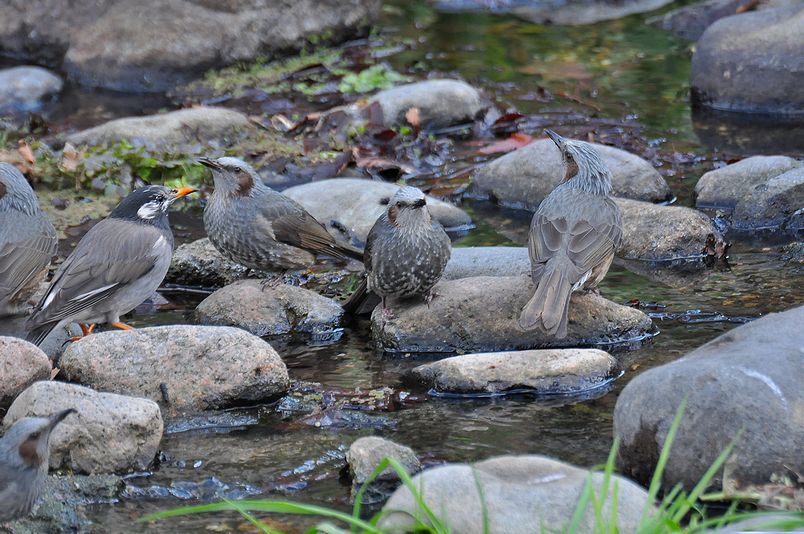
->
[28,431,41,440]
[233,167,242,173]
[396,201,404,207]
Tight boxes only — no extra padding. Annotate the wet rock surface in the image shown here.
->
[614,305,804,491]
[442,246,530,280]
[509,0,673,25]
[472,139,671,209]
[691,4,804,114]
[283,178,472,245]
[59,326,290,412]
[409,348,619,396]
[3,381,162,474]
[367,79,483,129]
[0,336,52,407]
[0,66,63,113]
[648,0,788,41]
[380,455,651,533]
[168,237,261,287]
[346,436,421,502]
[372,275,652,353]
[196,279,344,337]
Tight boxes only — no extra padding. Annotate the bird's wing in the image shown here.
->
[362,215,385,273]
[0,462,23,517]
[27,218,164,326]
[0,219,57,299]
[266,195,338,253]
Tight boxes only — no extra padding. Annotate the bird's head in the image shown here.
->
[387,186,429,227]
[0,409,76,469]
[0,162,39,215]
[199,157,261,198]
[545,129,612,195]
[110,185,197,223]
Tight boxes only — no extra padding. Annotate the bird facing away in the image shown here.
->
[25,185,196,346]
[200,157,363,274]
[0,163,57,317]
[0,409,75,522]
[519,130,623,339]
[344,186,451,314]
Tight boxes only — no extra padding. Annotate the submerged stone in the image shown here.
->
[346,436,421,503]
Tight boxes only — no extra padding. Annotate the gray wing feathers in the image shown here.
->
[0,216,56,304]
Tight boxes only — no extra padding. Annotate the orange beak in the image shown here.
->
[172,187,197,199]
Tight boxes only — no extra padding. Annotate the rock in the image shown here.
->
[0,314,76,363]
[0,337,52,407]
[372,275,652,353]
[409,349,619,395]
[510,0,673,24]
[649,0,751,41]
[346,436,421,503]
[614,305,804,492]
[167,237,268,287]
[367,79,483,129]
[615,198,726,263]
[0,0,380,92]
[691,5,804,114]
[0,66,63,113]
[196,279,343,337]
[59,326,289,411]
[283,178,472,245]
[65,106,251,150]
[3,381,162,474]
[472,139,671,209]
[380,455,651,533]
[442,246,530,280]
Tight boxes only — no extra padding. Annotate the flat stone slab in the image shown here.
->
[442,246,530,280]
[372,275,652,353]
[409,349,618,395]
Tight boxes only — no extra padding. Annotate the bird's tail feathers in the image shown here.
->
[25,320,56,347]
[342,276,381,315]
[328,241,364,263]
[519,265,573,339]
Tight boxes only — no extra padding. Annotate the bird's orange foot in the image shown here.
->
[67,323,96,342]
[110,322,135,331]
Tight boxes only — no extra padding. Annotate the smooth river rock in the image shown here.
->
[196,279,343,337]
[691,4,804,114]
[59,326,289,412]
[346,436,421,503]
[372,275,652,353]
[409,349,619,395]
[442,246,530,280]
[168,237,261,287]
[380,455,651,533]
[648,0,793,41]
[614,305,804,492]
[3,381,162,474]
[283,178,472,245]
[367,79,483,129]
[0,336,52,407]
[0,66,63,113]
[472,138,671,209]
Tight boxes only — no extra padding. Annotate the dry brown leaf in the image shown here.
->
[476,132,534,155]
[60,142,80,173]
[356,157,416,175]
[50,367,60,380]
[405,107,420,128]
[18,139,34,164]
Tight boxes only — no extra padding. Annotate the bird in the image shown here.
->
[519,129,623,339]
[0,409,76,522]
[25,185,197,346]
[344,186,451,315]
[0,163,58,317]
[200,157,363,279]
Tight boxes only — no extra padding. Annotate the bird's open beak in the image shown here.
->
[48,408,76,431]
[198,157,220,170]
[171,187,198,201]
[413,198,426,209]
[545,129,565,149]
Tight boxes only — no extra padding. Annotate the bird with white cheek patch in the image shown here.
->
[25,185,197,346]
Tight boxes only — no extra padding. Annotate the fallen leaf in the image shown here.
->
[18,139,34,164]
[736,0,759,14]
[356,157,416,177]
[476,132,534,155]
[50,367,60,380]
[405,107,420,128]
[60,142,80,173]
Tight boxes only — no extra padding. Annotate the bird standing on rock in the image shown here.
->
[25,185,197,346]
[0,409,76,522]
[519,130,622,339]
[0,163,57,317]
[344,186,451,315]
[200,157,363,278]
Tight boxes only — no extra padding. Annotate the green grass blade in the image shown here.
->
[471,466,490,534]
[224,498,282,534]
[567,474,595,534]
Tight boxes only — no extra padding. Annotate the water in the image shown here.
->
[6,1,804,531]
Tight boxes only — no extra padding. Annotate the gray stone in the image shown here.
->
[443,246,530,280]
[167,237,269,287]
[59,325,289,412]
[372,275,652,353]
[0,66,63,113]
[346,436,421,503]
[614,305,804,492]
[283,178,472,245]
[696,156,802,208]
[380,455,652,533]
[511,0,673,24]
[0,0,380,92]
[650,0,750,41]
[691,5,804,114]
[196,279,343,337]
[472,139,671,210]
[3,381,162,474]
[368,79,483,129]
[65,106,252,150]
[409,348,619,395]
[0,336,51,407]
[0,314,77,363]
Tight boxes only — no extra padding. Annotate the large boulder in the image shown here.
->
[0,336,52,407]
[512,0,672,24]
[649,0,785,41]
[283,178,472,245]
[691,5,804,114]
[59,326,289,412]
[346,436,421,503]
[168,237,262,287]
[472,139,671,209]
[409,349,619,395]
[367,79,483,129]
[380,455,652,533]
[0,66,63,113]
[3,381,162,474]
[442,246,530,280]
[0,0,380,92]
[372,275,652,353]
[196,279,343,337]
[614,305,804,492]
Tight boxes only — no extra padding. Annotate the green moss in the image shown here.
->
[338,64,409,94]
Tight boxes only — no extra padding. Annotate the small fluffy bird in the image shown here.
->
[26,185,196,346]
[200,157,362,273]
[345,186,451,314]
[519,130,622,338]
[0,409,75,522]
[0,163,57,317]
